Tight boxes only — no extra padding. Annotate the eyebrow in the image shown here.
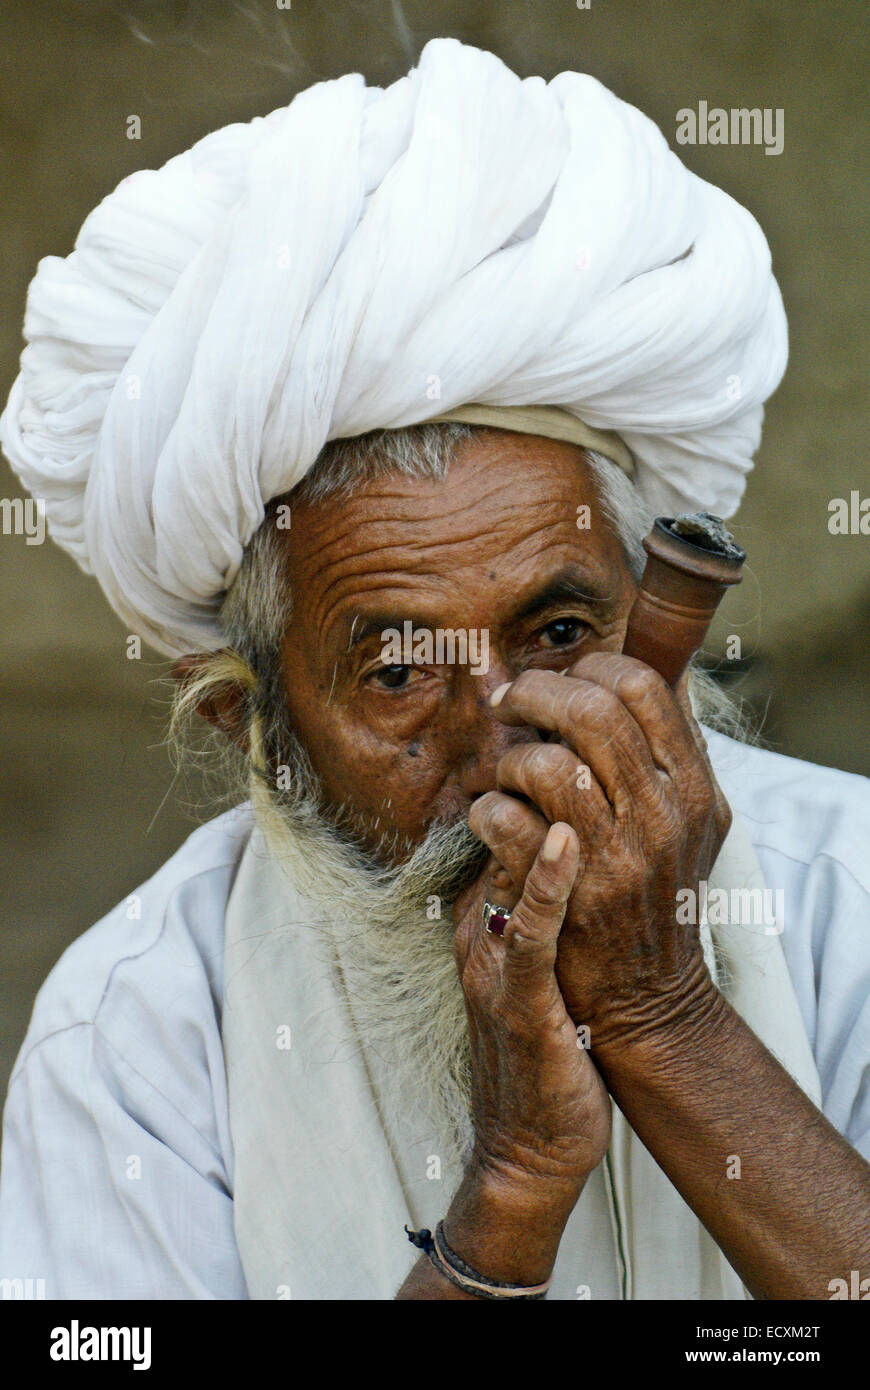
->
[342,611,438,653]
[511,567,617,623]
[338,567,617,657]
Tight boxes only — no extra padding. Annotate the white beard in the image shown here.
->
[247,729,490,1171]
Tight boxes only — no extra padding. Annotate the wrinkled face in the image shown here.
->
[278,430,638,862]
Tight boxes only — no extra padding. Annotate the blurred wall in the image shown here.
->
[1,0,868,1097]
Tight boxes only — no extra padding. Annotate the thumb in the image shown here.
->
[502,822,580,975]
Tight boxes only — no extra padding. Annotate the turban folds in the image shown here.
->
[0,37,788,656]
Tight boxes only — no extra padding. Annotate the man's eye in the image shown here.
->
[369,664,413,689]
[540,617,585,647]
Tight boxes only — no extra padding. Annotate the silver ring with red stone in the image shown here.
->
[482,901,513,938]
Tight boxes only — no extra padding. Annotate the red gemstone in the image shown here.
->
[488,912,508,937]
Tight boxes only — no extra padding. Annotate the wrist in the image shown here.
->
[444,1155,585,1287]
[590,971,735,1084]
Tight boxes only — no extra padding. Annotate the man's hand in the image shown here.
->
[451,822,612,1197]
[474,651,870,1299]
[483,650,731,1047]
[397,822,611,1298]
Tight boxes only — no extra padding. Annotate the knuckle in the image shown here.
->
[516,742,553,778]
[504,920,544,954]
[505,914,557,964]
[544,752,577,798]
[520,869,562,917]
[641,770,671,816]
[688,771,719,822]
[655,808,686,856]
[564,682,612,732]
[552,754,584,798]
[479,794,519,841]
[516,743,578,798]
[468,789,502,833]
[615,661,666,706]
[715,791,733,837]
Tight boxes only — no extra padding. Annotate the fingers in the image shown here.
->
[501,822,580,975]
[491,654,711,813]
[495,740,615,834]
[459,821,579,993]
[491,668,662,812]
[565,652,705,786]
[486,860,519,918]
[452,854,495,975]
[468,790,551,895]
[675,669,714,766]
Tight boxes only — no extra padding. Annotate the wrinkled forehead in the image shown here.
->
[280,431,631,635]
[285,430,622,569]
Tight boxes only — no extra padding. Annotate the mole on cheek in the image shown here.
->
[407,741,421,757]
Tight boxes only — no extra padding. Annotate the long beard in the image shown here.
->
[247,721,490,1165]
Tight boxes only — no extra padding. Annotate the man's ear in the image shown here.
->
[171,652,251,752]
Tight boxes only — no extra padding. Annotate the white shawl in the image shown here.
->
[221,810,821,1300]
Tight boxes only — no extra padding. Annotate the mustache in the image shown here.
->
[392,814,491,905]
[261,714,491,907]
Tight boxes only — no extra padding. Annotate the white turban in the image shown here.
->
[0,37,787,657]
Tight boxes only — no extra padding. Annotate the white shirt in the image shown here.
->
[1,729,869,1299]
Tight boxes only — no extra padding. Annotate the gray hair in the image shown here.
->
[169,423,747,808]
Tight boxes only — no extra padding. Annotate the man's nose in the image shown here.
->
[452,670,544,801]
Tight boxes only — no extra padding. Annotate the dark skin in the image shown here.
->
[176,429,870,1299]
[270,433,636,858]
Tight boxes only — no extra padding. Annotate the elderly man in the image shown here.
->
[1,39,868,1302]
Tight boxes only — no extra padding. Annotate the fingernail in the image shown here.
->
[542,824,570,862]
[490,682,511,707]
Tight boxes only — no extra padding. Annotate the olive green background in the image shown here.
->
[1,0,868,1099]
